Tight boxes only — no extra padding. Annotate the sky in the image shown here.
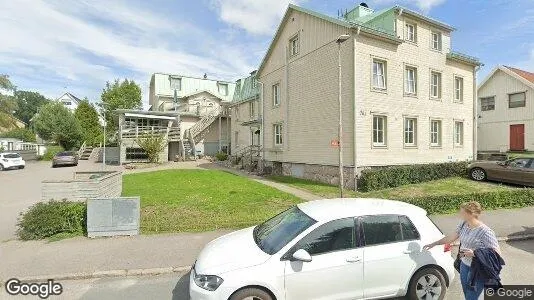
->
[0,0,533,107]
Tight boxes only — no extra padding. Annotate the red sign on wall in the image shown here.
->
[330,139,340,147]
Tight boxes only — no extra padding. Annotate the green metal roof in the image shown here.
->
[447,51,483,66]
[232,71,259,104]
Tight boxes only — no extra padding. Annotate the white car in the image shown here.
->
[190,198,455,300]
[0,152,26,171]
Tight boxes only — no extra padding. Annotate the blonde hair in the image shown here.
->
[460,201,482,217]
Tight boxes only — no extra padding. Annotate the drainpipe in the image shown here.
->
[353,27,360,191]
[257,81,265,160]
[473,65,480,161]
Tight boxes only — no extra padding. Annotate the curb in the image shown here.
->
[1,233,533,285]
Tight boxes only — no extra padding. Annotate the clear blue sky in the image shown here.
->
[0,0,532,106]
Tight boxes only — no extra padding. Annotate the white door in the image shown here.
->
[360,215,421,299]
[284,218,364,300]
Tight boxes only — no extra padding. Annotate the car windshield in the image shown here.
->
[57,152,73,157]
[4,153,21,159]
[253,206,316,255]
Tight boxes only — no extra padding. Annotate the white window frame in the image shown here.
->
[272,84,280,106]
[430,120,442,147]
[480,96,495,111]
[430,71,442,99]
[454,121,464,146]
[274,123,283,146]
[218,83,228,96]
[509,92,526,108]
[372,115,387,147]
[405,23,416,43]
[405,66,417,95]
[431,31,442,51]
[372,59,387,90]
[249,101,256,118]
[454,76,464,103]
[170,77,182,91]
[404,117,417,147]
[289,34,300,57]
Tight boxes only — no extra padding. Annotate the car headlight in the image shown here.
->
[193,273,224,291]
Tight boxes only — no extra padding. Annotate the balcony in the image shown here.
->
[241,115,262,126]
[120,126,181,141]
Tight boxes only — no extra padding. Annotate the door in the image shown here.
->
[284,218,364,300]
[510,124,525,151]
[7,142,13,151]
[360,215,421,299]
[500,158,534,185]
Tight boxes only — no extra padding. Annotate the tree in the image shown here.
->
[100,79,142,130]
[13,90,49,124]
[0,74,18,130]
[74,98,102,146]
[136,134,166,163]
[0,128,36,142]
[33,102,82,150]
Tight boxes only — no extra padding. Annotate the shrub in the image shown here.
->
[136,133,166,163]
[17,200,86,240]
[215,152,228,161]
[399,189,534,215]
[0,128,36,142]
[358,161,468,192]
[40,145,64,161]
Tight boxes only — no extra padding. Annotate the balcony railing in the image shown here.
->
[120,126,181,141]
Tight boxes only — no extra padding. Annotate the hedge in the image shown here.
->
[17,200,86,240]
[358,161,468,192]
[40,145,64,161]
[399,189,534,215]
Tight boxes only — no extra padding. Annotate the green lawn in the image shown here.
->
[122,169,302,234]
[267,175,512,199]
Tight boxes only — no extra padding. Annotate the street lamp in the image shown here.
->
[336,34,350,198]
[97,102,109,170]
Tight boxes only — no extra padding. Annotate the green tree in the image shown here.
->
[33,102,82,150]
[0,74,19,129]
[13,90,49,124]
[74,98,102,146]
[136,134,166,163]
[100,79,142,130]
[0,128,36,142]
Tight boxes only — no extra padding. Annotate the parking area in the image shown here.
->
[0,160,122,241]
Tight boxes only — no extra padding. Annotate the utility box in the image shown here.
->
[87,197,140,238]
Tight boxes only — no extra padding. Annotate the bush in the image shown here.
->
[215,152,228,161]
[17,200,86,240]
[358,161,468,192]
[40,145,64,161]
[0,128,36,142]
[399,189,534,215]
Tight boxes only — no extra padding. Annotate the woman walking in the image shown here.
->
[424,201,501,300]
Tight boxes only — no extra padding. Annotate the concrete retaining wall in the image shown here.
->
[42,171,122,201]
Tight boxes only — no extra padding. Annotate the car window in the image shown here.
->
[399,215,420,240]
[509,158,530,168]
[361,215,419,246]
[292,218,355,256]
[4,153,21,158]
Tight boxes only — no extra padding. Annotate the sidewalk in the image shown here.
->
[1,206,533,282]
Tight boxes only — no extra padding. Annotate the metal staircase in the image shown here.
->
[77,141,95,160]
[184,106,222,159]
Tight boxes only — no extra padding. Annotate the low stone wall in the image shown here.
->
[42,171,122,201]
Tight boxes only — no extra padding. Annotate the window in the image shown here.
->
[272,84,280,106]
[454,121,464,146]
[372,115,387,146]
[430,120,442,147]
[454,76,464,102]
[361,215,419,246]
[126,148,148,160]
[372,60,387,90]
[509,158,531,169]
[218,83,228,96]
[170,77,181,90]
[249,101,256,118]
[292,218,355,256]
[431,31,442,51]
[405,23,416,42]
[481,97,495,111]
[62,101,72,106]
[289,34,299,56]
[274,124,283,146]
[509,92,526,108]
[234,107,240,120]
[430,71,442,99]
[234,131,239,145]
[404,118,417,146]
[405,67,417,95]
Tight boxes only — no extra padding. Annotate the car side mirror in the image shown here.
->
[292,249,312,262]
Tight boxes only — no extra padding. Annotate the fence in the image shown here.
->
[42,171,122,201]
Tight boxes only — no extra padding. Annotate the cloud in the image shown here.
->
[210,0,304,35]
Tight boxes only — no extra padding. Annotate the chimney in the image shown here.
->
[344,2,374,22]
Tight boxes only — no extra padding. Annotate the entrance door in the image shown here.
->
[510,124,525,151]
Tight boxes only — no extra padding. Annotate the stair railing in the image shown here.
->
[77,141,86,158]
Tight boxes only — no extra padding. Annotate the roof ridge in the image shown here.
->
[504,65,534,83]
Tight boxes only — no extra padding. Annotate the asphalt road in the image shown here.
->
[3,240,532,300]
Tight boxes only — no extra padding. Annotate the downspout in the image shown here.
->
[473,65,480,161]
[257,81,265,160]
[353,27,360,191]
[285,44,290,151]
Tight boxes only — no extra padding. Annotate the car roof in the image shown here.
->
[297,198,426,222]
[1,152,19,155]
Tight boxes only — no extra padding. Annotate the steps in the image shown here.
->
[79,147,94,160]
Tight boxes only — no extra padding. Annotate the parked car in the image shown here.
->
[52,151,78,168]
[0,152,26,171]
[468,157,534,186]
[190,199,454,300]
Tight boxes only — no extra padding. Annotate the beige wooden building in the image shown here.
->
[256,3,481,188]
[478,66,534,152]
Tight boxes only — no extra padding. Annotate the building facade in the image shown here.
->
[256,3,481,188]
[57,92,81,111]
[478,66,534,152]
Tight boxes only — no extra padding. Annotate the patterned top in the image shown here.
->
[456,222,499,266]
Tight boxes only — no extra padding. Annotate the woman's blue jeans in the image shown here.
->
[460,262,485,300]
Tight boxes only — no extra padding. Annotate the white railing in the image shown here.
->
[77,141,87,157]
[120,126,180,140]
[187,106,221,140]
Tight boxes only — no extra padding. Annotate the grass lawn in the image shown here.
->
[122,169,302,234]
[267,175,512,199]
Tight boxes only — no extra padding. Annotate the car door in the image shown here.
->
[360,215,421,299]
[284,217,364,300]
[499,158,532,185]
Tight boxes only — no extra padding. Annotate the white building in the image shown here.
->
[478,66,534,152]
[56,92,82,111]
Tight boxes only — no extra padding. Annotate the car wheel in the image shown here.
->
[407,267,447,300]
[0,164,3,171]
[52,164,57,168]
[19,166,24,169]
[470,167,486,181]
[229,288,273,300]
